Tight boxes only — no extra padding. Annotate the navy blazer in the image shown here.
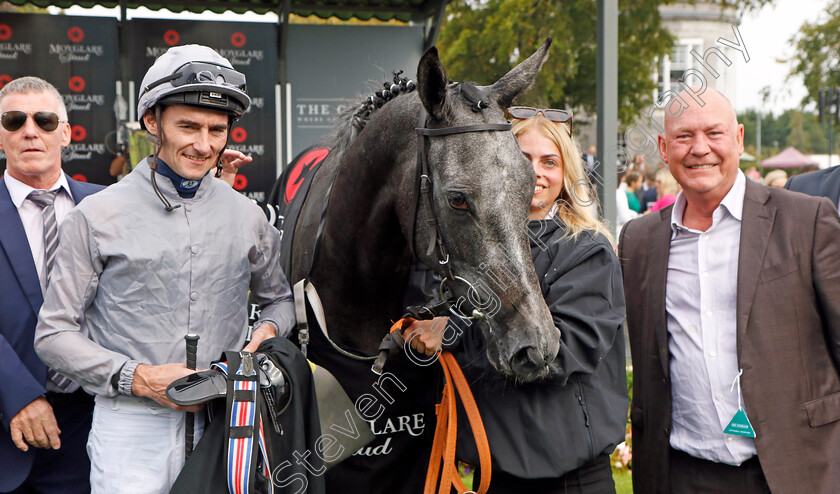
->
[785,165,840,206]
[0,174,102,491]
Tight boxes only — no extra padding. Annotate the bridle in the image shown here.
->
[412,104,512,322]
[296,98,513,362]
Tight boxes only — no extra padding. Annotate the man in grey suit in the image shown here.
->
[619,88,840,493]
[785,164,840,209]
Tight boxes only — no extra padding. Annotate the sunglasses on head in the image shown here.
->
[505,106,574,136]
[1,111,64,132]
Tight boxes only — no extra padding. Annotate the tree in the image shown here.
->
[790,2,840,108]
[739,109,830,157]
[436,0,775,126]
[436,0,673,124]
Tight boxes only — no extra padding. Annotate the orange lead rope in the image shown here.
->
[390,319,492,494]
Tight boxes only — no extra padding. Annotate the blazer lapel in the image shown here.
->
[65,174,90,205]
[651,206,674,377]
[0,179,43,316]
[736,181,775,359]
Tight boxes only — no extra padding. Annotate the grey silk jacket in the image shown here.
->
[34,158,295,398]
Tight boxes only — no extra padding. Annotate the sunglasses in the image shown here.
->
[506,107,573,136]
[1,111,64,132]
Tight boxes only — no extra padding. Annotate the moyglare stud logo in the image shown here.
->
[71,125,87,142]
[234,174,247,191]
[0,75,11,88]
[164,30,180,46]
[0,25,11,41]
[231,127,247,143]
[67,27,84,43]
[72,174,88,182]
[68,76,86,93]
[231,32,246,48]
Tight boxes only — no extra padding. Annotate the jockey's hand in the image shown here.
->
[132,363,204,412]
[242,323,278,354]
[217,150,253,187]
[9,396,61,451]
[403,317,448,356]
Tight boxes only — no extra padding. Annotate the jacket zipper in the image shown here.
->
[576,377,595,458]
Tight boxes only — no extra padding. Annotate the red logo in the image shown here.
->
[71,174,88,182]
[284,148,330,205]
[67,26,84,43]
[231,127,247,143]
[71,125,86,142]
[233,174,247,191]
[0,75,11,89]
[231,32,246,48]
[68,76,86,93]
[164,30,180,46]
[0,24,11,41]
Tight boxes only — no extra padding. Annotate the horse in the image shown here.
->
[275,40,559,493]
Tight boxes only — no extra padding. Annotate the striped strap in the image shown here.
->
[213,356,272,494]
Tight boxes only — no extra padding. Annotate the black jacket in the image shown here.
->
[451,218,628,479]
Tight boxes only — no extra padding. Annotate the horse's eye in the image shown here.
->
[447,191,469,210]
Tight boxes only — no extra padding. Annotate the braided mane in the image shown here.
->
[324,70,416,154]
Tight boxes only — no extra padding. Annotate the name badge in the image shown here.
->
[724,369,756,438]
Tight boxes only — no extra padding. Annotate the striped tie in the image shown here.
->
[27,189,78,393]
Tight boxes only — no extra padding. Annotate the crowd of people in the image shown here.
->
[1,41,839,494]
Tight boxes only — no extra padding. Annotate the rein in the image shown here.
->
[387,318,492,494]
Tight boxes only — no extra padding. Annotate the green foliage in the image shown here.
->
[436,0,674,125]
[738,109,835,159]
[790,2,840,108]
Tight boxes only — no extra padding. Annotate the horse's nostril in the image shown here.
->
[510,346,545,376]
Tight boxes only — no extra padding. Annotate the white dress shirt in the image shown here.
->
[665,170,757,465]
[5,172,75,292]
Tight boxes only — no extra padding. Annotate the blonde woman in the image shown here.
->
[407,108,628,493]
[650,168,680,212]
[763,169,788,188]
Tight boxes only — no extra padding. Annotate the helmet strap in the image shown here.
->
[215,116,235,178]
[148,106,180,212]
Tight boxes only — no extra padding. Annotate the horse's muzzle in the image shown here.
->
[509,345,547,380]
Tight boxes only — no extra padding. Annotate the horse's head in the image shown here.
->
[411,39,560,382]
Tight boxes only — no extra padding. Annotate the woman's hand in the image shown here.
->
[403,317,448,356]
[217,150,253,187]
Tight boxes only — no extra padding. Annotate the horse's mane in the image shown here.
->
[324,70,417,155]
[323,72,491,161]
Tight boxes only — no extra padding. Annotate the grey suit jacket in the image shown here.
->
[786,165,840,206]
[619,180,840,494]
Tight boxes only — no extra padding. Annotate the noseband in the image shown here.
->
[413,106,512,321]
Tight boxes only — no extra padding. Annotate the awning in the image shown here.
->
[761,146,818,168]
[5,0,444,23]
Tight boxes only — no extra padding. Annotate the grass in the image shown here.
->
[613,469,633,493]
[460,466,633,493]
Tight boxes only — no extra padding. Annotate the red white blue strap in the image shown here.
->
[226,360,257,494]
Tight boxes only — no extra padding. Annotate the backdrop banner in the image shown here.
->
[129,18,278,203]
[286,24,424,159]
[0,13,119,186]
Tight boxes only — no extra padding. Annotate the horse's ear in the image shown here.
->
[489,38,552,110]
[417,46,448,120]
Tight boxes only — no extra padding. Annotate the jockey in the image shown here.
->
[34,44,296,494]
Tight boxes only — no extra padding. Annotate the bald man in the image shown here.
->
[618,89,840,494]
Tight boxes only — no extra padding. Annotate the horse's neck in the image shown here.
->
[310,104,418,350]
